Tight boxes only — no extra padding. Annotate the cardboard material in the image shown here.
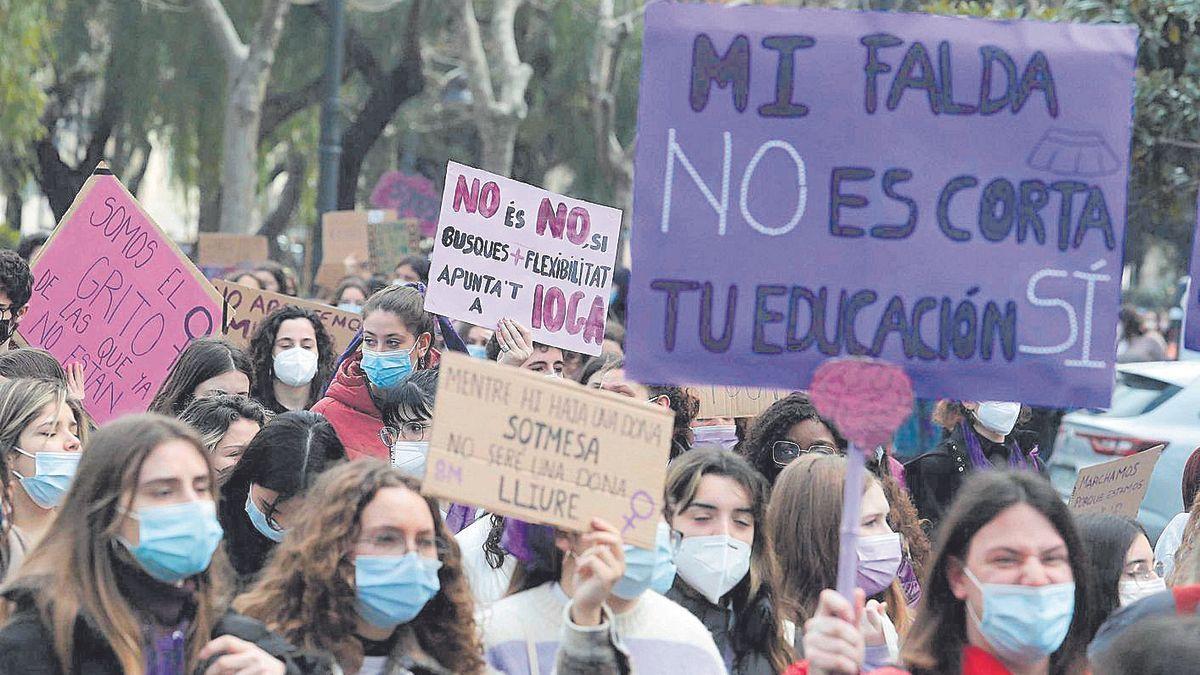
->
[213,279,361,355]
[368,218,423,277]
[196,233,269,269]
[1068,446,1165,518]
[315,209,396,291]
[690,386,793,419]
[20,172,223,424]
[421,352,673,548]
[426,161,621,356]
[626,4,1138,409]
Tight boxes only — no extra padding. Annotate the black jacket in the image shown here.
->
[904,425,1043,530]
[665,579,779,675]
[0,591,332,675]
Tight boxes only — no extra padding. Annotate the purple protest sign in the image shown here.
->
[627,5,1137,409]
[1185,199,1200,352]
[370,170,441,237]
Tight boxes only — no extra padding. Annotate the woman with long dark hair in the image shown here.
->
[236,460,483,674]
[148,338,253,417]
[0,414,322,673]
[664,447,794,673]
[218,411,345,587]
[1076,514,1162,641]
[248,306,336,414]
[796,470,1091,675]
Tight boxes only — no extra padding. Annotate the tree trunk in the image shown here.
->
[458,0,530,177]
[480,120,521,177]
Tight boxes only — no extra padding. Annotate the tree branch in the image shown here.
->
[307,3,383,83]
[194,0,249,69]
[491,0,531,114]
[260,75,326,143]
[458,0,498,110]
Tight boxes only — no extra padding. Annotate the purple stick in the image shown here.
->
[836,444,865,600]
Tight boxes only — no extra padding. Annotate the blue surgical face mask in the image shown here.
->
[119,500,224,583]
[337,302,362,314]
[13,448,81,509]
[361,346,415,389]
[964,567,1075,666]
[245,486,285,543]
[612,521,677,599]
[356,553,442,627]
[466,344,489,360]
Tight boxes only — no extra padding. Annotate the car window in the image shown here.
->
[1095,373,1181,418]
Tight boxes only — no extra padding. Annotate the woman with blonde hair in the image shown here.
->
[766,454,912,668]
[0,378,83,576]
[235,459,484,674]
[0,414,319,674]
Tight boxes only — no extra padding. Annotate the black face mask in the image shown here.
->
[0,318,15,343]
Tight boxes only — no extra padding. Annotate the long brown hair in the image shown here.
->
[664,448,794,671]
[766,454,911,634]
[901,471,1091,675]
[0,414,229,674]
[234,460,484,673]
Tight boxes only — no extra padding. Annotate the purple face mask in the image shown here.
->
[692,425,738,451]
[856,532,903,597]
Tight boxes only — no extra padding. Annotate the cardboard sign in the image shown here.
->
[690,385,792,418]
[426,162,621,356]
[370,170,441,238]
[626,4,1137,409]
[1069,446,1165,518]
[213,279,362,355]
[196,233,269,269]
[368,218,423,277]
[315,209,396,291]
[20,172,223,424]
[421,352,673,548]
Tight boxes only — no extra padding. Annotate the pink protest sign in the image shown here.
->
[19,173,222,424]
[808,358,914,600]
[370,170,441,238]
[426,161,621,356]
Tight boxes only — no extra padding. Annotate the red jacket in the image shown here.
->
[785,646,1018,675]
[311,349,442,462]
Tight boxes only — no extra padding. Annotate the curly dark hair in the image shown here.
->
[234,460,485,674]
[0,250,33,313]
[739,393,847,485]
[248,306,336,413]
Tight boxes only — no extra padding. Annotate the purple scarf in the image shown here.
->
[960,421,1037,470]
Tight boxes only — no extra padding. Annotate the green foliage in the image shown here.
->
[0,0,51,164]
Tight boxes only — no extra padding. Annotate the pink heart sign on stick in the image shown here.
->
[807,358,914,601]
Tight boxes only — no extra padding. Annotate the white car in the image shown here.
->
[1048,361,1200,539]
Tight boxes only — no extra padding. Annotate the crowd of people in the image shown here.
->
[0,238,1194,675]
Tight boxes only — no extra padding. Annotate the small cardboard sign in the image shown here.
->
[689,385,793,419]
[425,161,621,356]
[196,233,269,269]
[1068,446,1165,519]
[20,172,223,424]
[213,279,362,355]
[315,209,396,290]
[368,218,423,277]
[421,352,673,548]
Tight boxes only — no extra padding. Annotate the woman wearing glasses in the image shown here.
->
[739,393,846,486]
[1076,514,1165,641]
[235,460,487,675]
[376,370,437,479]
[767,454,912,669]
[218,411,345,588]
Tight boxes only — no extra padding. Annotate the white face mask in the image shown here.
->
[273,347,319,387]
[973,401,1021,436]
[1118,577,1167,607]
[391,440,430,479]
[674,534,752,605]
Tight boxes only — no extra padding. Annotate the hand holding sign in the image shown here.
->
[808,358,914,601]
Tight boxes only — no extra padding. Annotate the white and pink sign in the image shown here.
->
[426,161,621,356]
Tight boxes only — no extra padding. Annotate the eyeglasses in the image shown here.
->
[1124,561,1159,583]
[380,421,430,446]
[772,440,838,467]
[356,531,448,558]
